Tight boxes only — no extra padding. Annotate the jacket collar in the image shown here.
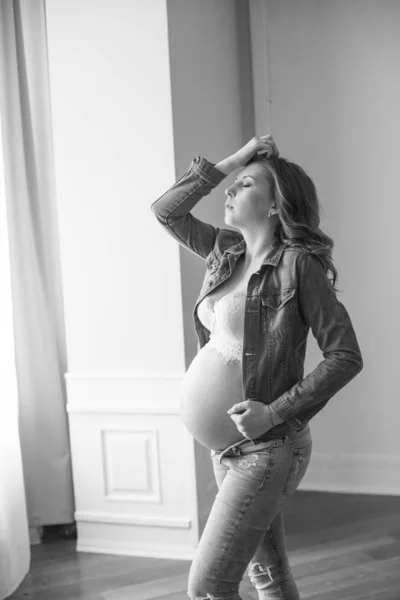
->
[224,236,286,267]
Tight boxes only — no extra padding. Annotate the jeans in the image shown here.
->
[187,425,312,600]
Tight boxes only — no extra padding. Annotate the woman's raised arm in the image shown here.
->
[150,136,278,260]
[151,155,236,260]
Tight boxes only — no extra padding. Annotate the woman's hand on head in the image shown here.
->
[231,134,279,169]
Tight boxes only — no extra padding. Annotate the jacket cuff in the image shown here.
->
[190,156,229,186]
[268,397,295,423]
[266,404,284,426]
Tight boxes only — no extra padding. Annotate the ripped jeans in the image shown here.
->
[187,425,312,600]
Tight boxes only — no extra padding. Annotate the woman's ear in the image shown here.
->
[269,205,279,216]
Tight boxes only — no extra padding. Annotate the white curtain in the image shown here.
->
[0,115,30,600]
[0,1,74,595]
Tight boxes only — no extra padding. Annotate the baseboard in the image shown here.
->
[29,526,43,545]
[78,538,196,561]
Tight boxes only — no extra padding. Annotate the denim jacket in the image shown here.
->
[151,155,363,436]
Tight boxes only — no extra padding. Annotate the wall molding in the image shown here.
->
[76,537,197,561]
[65,372,184,381]
[66,373,400,497]
[67,403,180,414]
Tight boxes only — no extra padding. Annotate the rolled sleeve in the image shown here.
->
[151,157,228,260]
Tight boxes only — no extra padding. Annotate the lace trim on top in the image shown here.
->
[197,290,247,364]
[207,331,243,364]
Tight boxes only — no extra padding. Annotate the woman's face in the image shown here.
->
[224,162,275,228]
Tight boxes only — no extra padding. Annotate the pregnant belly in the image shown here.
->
[179,343,247,451]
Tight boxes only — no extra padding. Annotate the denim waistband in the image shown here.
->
[211,424,311,464]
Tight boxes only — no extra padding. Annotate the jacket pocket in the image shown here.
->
[205,252,219,274]
[199,253,218,290]
[261,287,296,338]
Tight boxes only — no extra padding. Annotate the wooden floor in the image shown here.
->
[7,491,400,600]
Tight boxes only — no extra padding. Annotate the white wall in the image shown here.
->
[263,0,400,460]
[46,0,193,556]
[47,0,185,376]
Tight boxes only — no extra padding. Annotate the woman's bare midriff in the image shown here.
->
[179,343,247,451]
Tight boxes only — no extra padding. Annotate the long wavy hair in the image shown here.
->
[245,154,340,292]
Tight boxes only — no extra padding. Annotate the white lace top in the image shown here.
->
[180,286,279,450]
[197,289,247,363]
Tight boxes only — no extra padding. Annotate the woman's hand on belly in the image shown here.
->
[180,345,262,450]
[180,394,246,450]
[227,400,274,440]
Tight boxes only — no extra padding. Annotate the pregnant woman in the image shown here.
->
[151,134,363,600]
